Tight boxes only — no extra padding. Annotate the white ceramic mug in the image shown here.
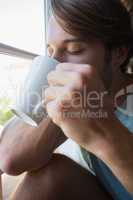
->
[11,56,59,127]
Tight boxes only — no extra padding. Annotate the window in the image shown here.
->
[0,0,45,54]
[0,55,32,126]
[0,0,46,127]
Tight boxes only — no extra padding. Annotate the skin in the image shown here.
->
[0,15,133,199]
[46,16,133,193]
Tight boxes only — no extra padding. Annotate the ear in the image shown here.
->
[111,47,129,69]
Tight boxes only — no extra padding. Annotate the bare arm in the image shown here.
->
[0,117,67,175]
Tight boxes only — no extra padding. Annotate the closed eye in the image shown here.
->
[66,49,85,55]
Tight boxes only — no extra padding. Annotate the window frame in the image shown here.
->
[0,43,38,60]
[0,0,47,60]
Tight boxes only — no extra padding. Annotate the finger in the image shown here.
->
[47,70,81,86]
[44,86,74,107]
[56,63,91,75]
[44,86,64,103]
[46,100,63,125]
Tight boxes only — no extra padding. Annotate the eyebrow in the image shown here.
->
[47,38,85,47]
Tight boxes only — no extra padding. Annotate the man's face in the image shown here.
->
[47,16,111,79]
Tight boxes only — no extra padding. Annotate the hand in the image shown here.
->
[0,170,3,175]
[45,63,114,155]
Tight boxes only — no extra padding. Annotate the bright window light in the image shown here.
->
[0,54,32,125]
[0,1,47,126]
[0,0,45,54]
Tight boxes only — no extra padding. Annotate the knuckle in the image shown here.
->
[81,64,91,75]
[77,65,91,79]
[56,63,68,70]
[84,64,91,70]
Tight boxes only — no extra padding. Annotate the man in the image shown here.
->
[0,0,133,199]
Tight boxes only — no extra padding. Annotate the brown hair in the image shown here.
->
[50,0,133,73]
[121,0,133,13]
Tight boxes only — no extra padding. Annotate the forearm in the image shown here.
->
[94,115,133,194]
[0,117,66,175]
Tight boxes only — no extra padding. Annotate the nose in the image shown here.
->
[51,50,66,63]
